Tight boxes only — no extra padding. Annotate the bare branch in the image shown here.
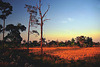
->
[38,0,43,18]
[43,19,50,22]
[39,9,42,18]
[42,5,50,18]
[39,0,41,8]
[32,30,39,35]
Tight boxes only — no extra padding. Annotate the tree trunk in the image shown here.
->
[2,19,5,47]
[41,17,43,55]
[27,13,32,52]
[39,0,49,55]
[3,19,5,40]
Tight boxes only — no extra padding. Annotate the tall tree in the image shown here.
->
[37,0,50,55]
[0,0,13,40]
[25,4,39,52]
[25,0,50,54]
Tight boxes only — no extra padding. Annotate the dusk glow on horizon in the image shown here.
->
[0,0,100,42]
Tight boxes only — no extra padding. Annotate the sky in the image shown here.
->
[0,0,100,42]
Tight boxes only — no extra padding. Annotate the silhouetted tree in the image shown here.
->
[65,40,68,46]
[67,40,71,45]
[85,37,93,47]
[4,23,26,46]
[59,41,65,46]
[76,36,86,47]
[0,0,13,40]
[77,41,80,46]
[32,41,39,46]
[49,40,57,46]
[23,40,26,44]
[76,36,93,47]
[71,38,75,46]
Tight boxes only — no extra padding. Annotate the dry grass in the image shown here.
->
[28,47,100,61]
[1,47,100,67]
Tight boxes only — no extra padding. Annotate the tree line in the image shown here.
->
[21,35,99,48]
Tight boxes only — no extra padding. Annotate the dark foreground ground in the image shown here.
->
[0,48,100,67]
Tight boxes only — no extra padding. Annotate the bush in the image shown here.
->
[59,44,65,46]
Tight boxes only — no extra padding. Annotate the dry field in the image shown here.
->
[21,47,100,61]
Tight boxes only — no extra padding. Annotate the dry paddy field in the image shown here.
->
[21,47,100,61]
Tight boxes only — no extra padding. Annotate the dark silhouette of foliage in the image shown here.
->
[38,38,47,46]
[0,0,12,19]
[0,0,13,40]
[71,38,75,46]
[0,24,3,33]
[77,41,80,46]
[23,40,26,44]
[65,40,68,46]
[4,23,26,45]
[76,36,86,47]
[76,36,93,47]
[59,41,65,46]
[67,40,71,45]
[31,30,39,35]
[32,41,39,46]
[85,37,93,47]
[49,40,57,46]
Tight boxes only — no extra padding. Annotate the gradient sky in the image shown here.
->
[0,0,100,42]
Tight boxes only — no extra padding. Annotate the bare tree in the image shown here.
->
[37,0,50,55]
[25,0,50,54]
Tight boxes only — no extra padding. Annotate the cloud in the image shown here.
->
[67,18,73,22]
[61,17,74,23]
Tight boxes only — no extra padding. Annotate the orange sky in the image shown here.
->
[21,30,100,42]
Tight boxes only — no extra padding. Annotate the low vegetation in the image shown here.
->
[29,47,100,61]
[0,47,100,67]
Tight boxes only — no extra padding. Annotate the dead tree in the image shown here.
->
[25,0,50,54]
[37,0,50,55]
